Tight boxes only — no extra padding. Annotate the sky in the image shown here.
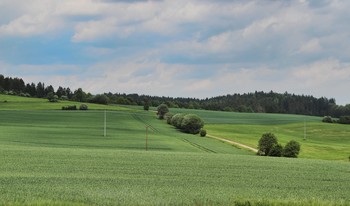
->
[0,0,350,105]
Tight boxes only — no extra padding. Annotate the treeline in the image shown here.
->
[1,74,350,117]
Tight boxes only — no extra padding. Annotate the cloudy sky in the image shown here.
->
[0,0,350,104]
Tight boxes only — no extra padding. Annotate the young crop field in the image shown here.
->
[0,95,349,205]
[0,110,250,155]
[1,146,350,206]
[169,108,350,161]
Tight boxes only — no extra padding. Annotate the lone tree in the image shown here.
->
[157,104,169,119]
[283,140,301,158]
[143,103,150,111]
[257,133,278,156]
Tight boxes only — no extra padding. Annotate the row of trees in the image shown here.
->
[1,74,350,117]
[157,104,204,135]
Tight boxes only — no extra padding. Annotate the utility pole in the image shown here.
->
[145,126,148,151]
[104,110,107,137]
[303,119,306,140]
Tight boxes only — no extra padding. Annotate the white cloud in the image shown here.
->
[0,13,63,36]
[1,0,350,105]
[297,38,322,54]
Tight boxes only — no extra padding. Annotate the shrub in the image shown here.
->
[200,129,207,137]
[268,143,283,157]
[89,94,109,105]
[8,90,15,95]
[339,116,350,124]
[171,113,186,129]
[79,104,88,110]
[60,95,69,101]
[165,113,174,124]
[62,105,77,110]
[283,140,301,158]
[180,114,204,134]
[257,133,278,156]
[47,92,59,102]
[157,104,169,119]
[322,116,333,123]
[143,104,149,111]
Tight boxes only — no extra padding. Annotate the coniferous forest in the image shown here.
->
[1,74,349,117]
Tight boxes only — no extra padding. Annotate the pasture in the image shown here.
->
[0,95,349,205]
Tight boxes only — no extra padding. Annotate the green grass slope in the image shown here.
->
[0,94,129,111]
[0,110,250,155]
[0,95,349,205]
[169,108,350,161]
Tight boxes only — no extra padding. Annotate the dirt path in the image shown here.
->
[206,134,258,153]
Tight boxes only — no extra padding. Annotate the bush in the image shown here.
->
[143,104,149,111]
[62,105,77,110]
[47,92,59,102]
[165,113,174,124]
[339,116,350,124]
[157,104,169,119]
[89,94,109,105]
[322,116,333,123]
[180,114,204,134]
[200,129,207,137]
[79,104,88,110]
[268,143,283,157]
[283,140,301,158]
[257,133,278,156]
[171,113,186,129]
[60,95,69,101]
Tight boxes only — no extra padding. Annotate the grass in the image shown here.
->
[0,110,250,155]
[169,108,350,161]
[1,146,349,205]
[0,94,349,205]
[0,94,130,111]
[169,108,321,125]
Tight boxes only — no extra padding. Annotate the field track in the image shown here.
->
[207,134,258,153]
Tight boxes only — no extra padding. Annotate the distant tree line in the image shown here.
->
[1,74,350,117]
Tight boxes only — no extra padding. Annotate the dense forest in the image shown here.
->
[1,74,349,117]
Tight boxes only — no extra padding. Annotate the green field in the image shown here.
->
[0,95,129,111]
[0,94,350,205]
[169,108,350,161]
[1,146,349,206]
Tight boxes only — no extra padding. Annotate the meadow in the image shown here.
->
[0,94,128,111]
[169,108,350,161]
[0,94,350,205]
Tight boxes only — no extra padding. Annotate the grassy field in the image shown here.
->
[1,146,349,206]
[169,108,350,161]
[0,110,250,155]
[0,94,350,205]
[0,94,129,111]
